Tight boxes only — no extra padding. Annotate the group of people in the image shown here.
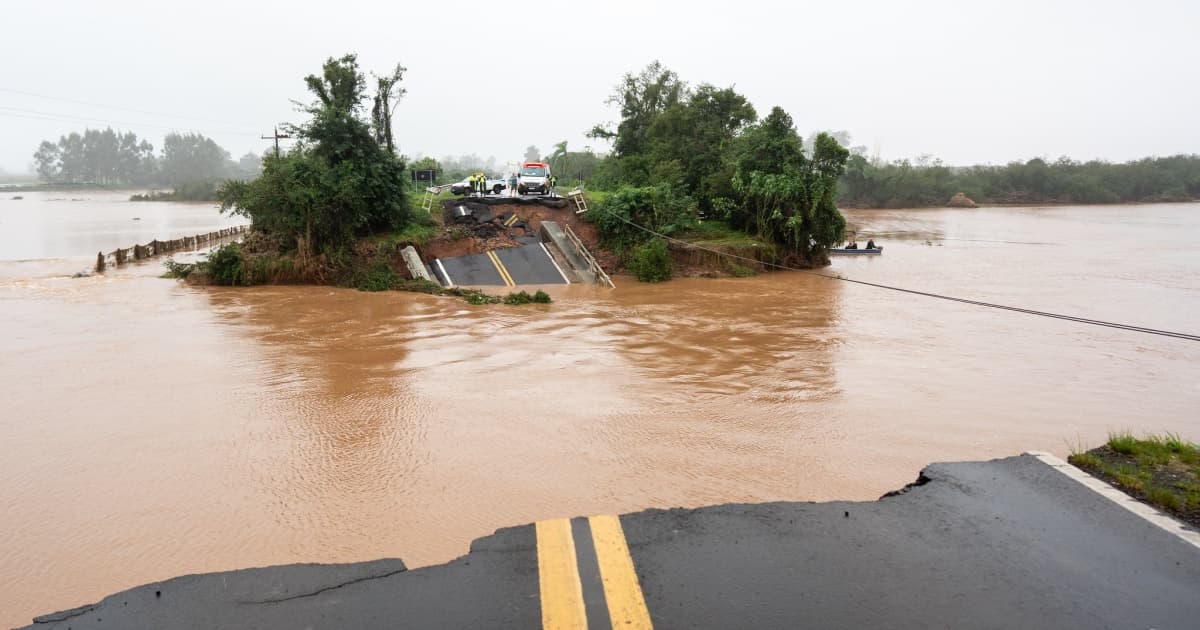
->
[467,173,490,197]
[843,236,877,250]
[466,173,560,197]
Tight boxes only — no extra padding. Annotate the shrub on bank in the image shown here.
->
[203,242,247,286]
[628,238,672,282]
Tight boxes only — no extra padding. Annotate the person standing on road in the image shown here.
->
[509,173,518,197]
[549,174,558,197]
[468,173,477,197]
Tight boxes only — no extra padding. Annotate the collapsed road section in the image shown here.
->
[411,197,613,289]
[23,454,1200,629]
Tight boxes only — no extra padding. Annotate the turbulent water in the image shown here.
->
[2,191,1198,626]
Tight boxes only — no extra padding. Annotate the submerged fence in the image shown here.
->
[94,225,249,273]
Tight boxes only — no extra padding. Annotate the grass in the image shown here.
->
[378,220,439,247]
[680,220,765,249]
[1069,432,1200,528]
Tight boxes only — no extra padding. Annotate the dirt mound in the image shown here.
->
[947,192,978,208]
[421,200,614,268]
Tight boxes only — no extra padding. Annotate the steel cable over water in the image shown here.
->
[597,207,1200,342]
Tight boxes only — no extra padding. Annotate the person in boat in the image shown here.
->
[866,238,876,249]
[845,239,858,250]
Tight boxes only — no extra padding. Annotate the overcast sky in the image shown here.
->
[2,0,1197,173]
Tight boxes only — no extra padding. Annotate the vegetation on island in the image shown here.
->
[1070,432,1200,528]
[575,61,851,280]
[167,54,543,305]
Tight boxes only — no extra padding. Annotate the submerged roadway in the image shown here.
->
[22,454,1200,629]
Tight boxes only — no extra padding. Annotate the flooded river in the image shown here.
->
[2,191,1198,626]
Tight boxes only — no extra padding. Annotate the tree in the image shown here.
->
[219,53,411,259]
[591,61,686,158]
[544,141,603,186]
[31,127,158,184]
[410,156,442,180]
[370,63,407,154]
[160,132,231,186]
[303,54,366,115]
[733,110,849,264]
[645,84,756,205]
[33,141,60,181]
[524,145,541,162]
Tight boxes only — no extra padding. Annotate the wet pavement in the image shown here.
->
[22,454,1200,629]
[430,237,569,287]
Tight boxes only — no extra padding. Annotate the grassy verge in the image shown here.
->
[1069,432,1200,528]
[674,220,778,277]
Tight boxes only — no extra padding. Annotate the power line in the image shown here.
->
[597,206,1200,342]
[0,106,258,136]
[0,86,249,127]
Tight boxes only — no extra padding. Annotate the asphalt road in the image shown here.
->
[431,238,568,287]
[22,455,1200,629]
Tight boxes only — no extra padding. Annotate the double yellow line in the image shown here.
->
[536,515,653,629]
[486,250,515,287]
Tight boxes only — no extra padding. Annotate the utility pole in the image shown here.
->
[261,126,290,158]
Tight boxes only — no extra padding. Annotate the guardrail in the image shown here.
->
[94,225,250,273]
[562,224,614,289]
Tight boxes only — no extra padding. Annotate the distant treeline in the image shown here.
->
[129,180,221,202]
[837,154,1200,208]
[33,128,261,187]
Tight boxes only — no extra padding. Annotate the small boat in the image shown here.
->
[829,246,882,255]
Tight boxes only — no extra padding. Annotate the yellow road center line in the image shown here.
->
[589,515,653,629]
[484,251,501,285]
[496,253,516,286]
[536,519,588,630]
[487,250,515,286]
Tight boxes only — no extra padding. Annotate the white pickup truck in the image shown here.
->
[450,175,506,196]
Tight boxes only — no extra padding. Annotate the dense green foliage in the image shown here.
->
[589,184,696,253]
[217,54,411,257]
[730,108,849,264]
[587,62,849,273]
[839,154,1200,207]
[33,128,259,187]
[203,242,247,285]
[627,239,672,282]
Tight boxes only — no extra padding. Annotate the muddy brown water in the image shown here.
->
[2,192,1198,626]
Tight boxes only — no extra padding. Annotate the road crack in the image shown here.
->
[241,568,408,604]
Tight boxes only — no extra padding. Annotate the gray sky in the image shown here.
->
[2,0,1197,174]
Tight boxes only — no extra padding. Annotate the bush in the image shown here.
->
[201,243,247,286]
[502,290,554,305]
[589,184,696,253]
[161,258,195,279]
[351,259,402,292]
[628,238,672,282]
